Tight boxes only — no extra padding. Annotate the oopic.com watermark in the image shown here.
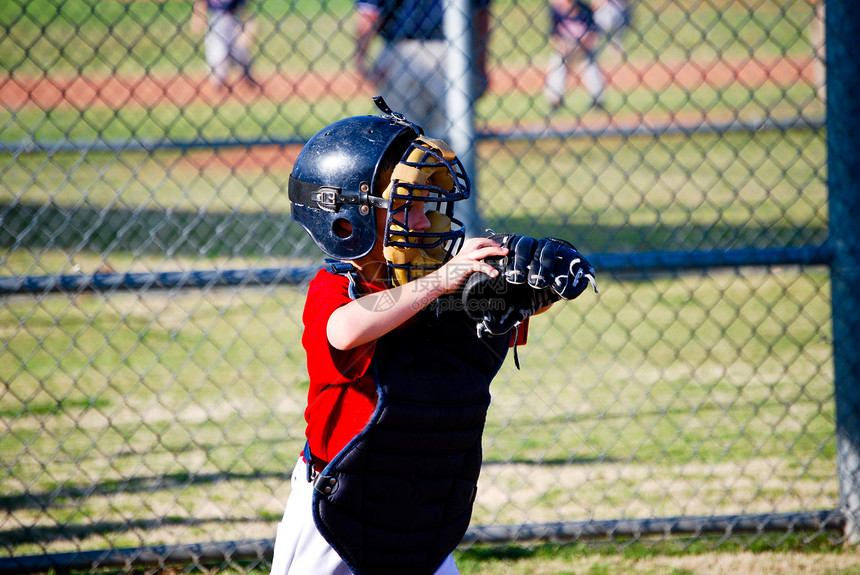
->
[352,263,509,313]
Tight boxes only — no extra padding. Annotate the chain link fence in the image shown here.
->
[0,0,842,572]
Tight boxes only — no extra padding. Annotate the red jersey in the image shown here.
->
[301,269,385,464]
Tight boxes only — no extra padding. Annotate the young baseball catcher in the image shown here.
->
[269,98,597,575]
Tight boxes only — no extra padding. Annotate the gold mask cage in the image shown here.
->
[382,136,470,287]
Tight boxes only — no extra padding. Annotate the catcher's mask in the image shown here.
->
[288,97,470,286]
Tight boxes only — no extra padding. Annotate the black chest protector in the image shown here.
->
[311,288,509,575]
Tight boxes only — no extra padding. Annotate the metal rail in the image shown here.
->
[0,246,832,297]
[0,510,843,574]
[0,115,826,156]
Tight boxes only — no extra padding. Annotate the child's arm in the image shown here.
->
[327,237,508,350]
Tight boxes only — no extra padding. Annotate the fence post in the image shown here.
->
[443,0,482,236]
[826,0,860,545]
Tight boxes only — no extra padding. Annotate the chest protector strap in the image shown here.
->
[311,296,509,575]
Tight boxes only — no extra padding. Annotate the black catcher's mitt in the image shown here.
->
[461,233,597,337]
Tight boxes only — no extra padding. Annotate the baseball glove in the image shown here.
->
[461,233,597,337]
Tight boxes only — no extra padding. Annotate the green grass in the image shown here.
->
[0,119,832,557]
[0,265,836,557]
[213,535,860,574]
[1,59,822,144]
[480,126,827,252]
[0,125,831,560]
[0,127,828,276]
[0,0,822,143]
[0,0,838,569]
[452,536,860,575]
[0,0,815,76]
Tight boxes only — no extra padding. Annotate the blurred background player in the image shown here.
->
[593,0,631,55]
[543,0,605,111]
[192,0,258,90]
[354,0,491,137]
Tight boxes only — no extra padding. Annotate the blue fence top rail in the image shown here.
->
[0,246,832,296]
[0,265,322,295]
